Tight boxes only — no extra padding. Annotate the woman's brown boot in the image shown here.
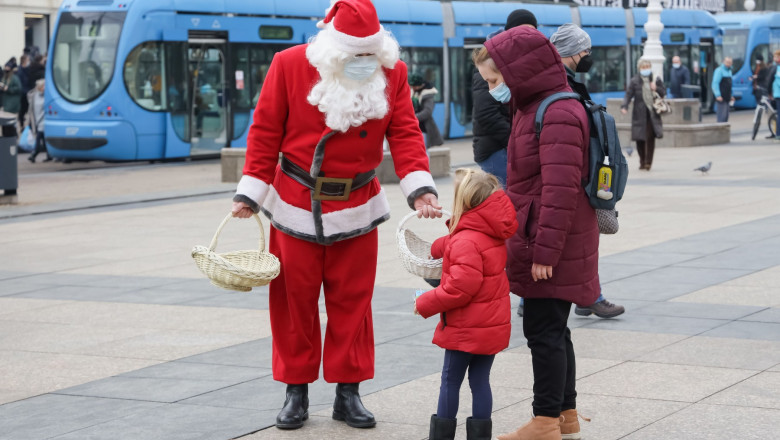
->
[497,415,563,440]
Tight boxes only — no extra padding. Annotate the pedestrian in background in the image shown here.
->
[621,58,665,171]
[750,54,769,103]
[1,61,22,138]
[27,79,51,163]
[475,26,600,440]
[769,50,780,139]
[550,23,625,320]
[410,73,444,148]
[668,55,690,98]
[712,56,735,122]
[17,54,31,129]
[416,168,517,440]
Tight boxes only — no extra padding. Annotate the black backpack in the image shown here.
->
[534,92,628,211]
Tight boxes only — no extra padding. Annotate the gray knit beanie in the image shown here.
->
[550,23,592,58]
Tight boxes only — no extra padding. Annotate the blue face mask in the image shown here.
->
[489,82,511,104]
[672,63,681,69]
[343,55,379,82]
[640,69,653,77]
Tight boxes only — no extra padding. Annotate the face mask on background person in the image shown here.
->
[343,55,379,82]
[673,63,681,69]
[640,69,652,77]
[489,82,512,104]
[576,54,594,73]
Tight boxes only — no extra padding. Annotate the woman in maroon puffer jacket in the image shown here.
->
[415,168,518,440]
[475,26,600,440]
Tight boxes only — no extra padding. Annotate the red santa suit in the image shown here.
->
[233,18,437,383]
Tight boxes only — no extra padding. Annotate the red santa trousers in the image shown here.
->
[268,225,377,384]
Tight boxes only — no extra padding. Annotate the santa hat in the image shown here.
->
[316,0,385,55]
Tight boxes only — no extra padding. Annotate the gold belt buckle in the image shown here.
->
[313,177,353,201]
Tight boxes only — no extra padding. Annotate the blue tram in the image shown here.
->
[715,12,780,109]
[45,0,724,161]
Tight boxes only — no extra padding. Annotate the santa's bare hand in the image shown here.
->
[414,193,443,218]
[232,201,253,218]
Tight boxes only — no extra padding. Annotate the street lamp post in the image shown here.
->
[642,0,665,81]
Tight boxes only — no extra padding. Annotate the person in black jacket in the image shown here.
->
[471,9,537,186]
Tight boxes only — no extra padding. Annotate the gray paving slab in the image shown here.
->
[372,311,438,344]
[601,278,711,301]
[117,361,270,383]
[702,371,780,409]
[702,320,780,341]
[640,238,740,256]
[54,376,244,403]
[179,376,330,410]
[623,403,779,440]
[676,238,780,271]
[584,313,730,336]
[576,361,755,402]
[562,329,688,362]
[740,307,780,323]
[179,291,269,309]
[10,284,139,302]
[177,338,272,368]
[599,250,699,267]
[595,263,659,283]
[0,394,163,440]
[48,403,272,440]
[631,301,765,321]
[636,336,780,370]
[242,415,427,440]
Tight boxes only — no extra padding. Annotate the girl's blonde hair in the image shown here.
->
[450,168,502,233]
[471,46,498,72]
[637,57,652,70]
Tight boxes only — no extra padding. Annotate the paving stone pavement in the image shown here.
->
[1,116,780,439]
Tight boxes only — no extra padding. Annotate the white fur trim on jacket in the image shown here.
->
[326,24,385,55]
[261,185,391,240]
[400,171,436,199]
[236,175,270,207]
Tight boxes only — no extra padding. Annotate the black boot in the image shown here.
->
[428,414,457,440]
[332,383,376,428]
[465,417,491,440]
[276,384,308,429]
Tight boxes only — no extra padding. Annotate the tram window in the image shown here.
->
[448,46,473,127]
[124,42,166,111]
[400,48,444,103]
[750,44,770,72]
[247,45,289,107]
[586,46,626,93]
[722,29,748,73]
[52,11,126,103]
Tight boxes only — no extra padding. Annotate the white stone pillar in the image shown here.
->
[642,0,665,81]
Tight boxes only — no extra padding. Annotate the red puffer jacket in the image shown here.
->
[415,191,518,355]
[485,27,600,307]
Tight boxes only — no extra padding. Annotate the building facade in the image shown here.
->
[0,0,61,66]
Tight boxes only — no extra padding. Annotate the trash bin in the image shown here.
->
[0,112,18,202]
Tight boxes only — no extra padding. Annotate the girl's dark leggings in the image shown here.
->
[436,349,495,420]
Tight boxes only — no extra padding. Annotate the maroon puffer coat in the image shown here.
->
[485,27,600,307]
[415,191,518,355]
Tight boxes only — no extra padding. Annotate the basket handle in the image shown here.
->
[209,212,266,252]
[396,209,452,235]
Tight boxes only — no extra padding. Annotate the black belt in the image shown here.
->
[280,156,376,201]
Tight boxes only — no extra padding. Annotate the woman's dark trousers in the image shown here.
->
[523,298,576,418]
[635,113,656,169]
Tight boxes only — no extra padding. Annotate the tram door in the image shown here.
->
[187,38,229,155]
[699,40,716,112]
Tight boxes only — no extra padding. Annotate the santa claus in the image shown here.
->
[231,0,441,431]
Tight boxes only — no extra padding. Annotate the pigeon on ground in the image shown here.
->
[624,146,634,157]
[693,161,712,174]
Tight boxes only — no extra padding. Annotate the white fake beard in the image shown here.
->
[306,29,399,133]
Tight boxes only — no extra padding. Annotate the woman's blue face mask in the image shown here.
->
[640,69,653,77]
[343,55,379,82]
[489,82,512,104]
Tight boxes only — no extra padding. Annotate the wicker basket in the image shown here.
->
[396,210,451,279]
[192,212,280,292]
